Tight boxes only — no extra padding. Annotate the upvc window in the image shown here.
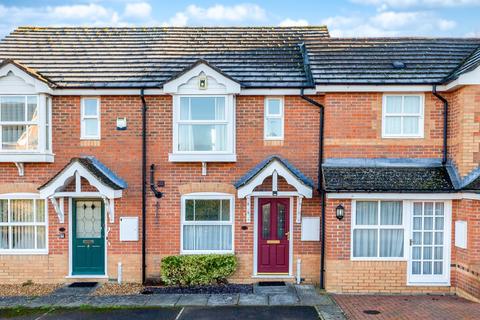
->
[0,198,47,253]
[264,97,284,140]
[382,94,424,138]
[81,98,100,140]
[352,201,405,259]
[181,194,234,253]
[0,95,39,151]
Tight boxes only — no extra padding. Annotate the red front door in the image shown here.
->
[258,198,290,274]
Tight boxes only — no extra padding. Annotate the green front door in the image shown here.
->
[72,199,105,275]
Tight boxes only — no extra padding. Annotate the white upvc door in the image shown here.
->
[407,200,451,286]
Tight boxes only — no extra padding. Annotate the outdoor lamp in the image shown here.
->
[336,204,345,220]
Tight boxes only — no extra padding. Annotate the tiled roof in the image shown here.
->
[323,166,455,192]
[234,155,314,189]
[0,26,329,88]
[306,38,480,85]
[445,45,480,81]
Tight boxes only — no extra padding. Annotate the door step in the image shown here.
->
[254,281,294,295]
[68,282,98,288]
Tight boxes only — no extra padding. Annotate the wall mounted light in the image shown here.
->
[336,204,345,220]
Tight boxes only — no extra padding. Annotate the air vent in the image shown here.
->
[392,61,406,69]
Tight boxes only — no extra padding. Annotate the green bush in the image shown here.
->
[160,254,237,286]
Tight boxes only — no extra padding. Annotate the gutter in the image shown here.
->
[140,88,147,284]
[432,85,448,166]
[298,42,327,289]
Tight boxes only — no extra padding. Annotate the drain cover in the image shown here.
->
[363,310,381,315]
[68,282,98,288]
[258,281,286,287]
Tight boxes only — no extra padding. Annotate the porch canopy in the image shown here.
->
[234,155,314,223]
[38,156,127,223]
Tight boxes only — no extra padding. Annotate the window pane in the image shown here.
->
[84,119,99,137]
[404,96,420,113]
[424,232,433,245]
[380,201,402,225]
[424,217,433,230]
[180,97,189,120]
[83,99,98,116]
[412,261,421,274]
[380,229,404,257]
[435,217,444,230]
[413,217,422,230]
[353,229,377,257]
[423,246,432,259]
[267,99,281,115]
[188,97,225,120]
[434,261,443,275]
[178,124,226,151]
[0,200,7,222]
[183,225,232,251]
[403,116,419,134]
[262,203,270,239]
[2,125,27,150]
[412,247,421,259]
[414,203,422,216]
[27,96,38,121]
[11,200,34,222]
[1,96,25,121]
[266,118,282,138]
[356,201,378,225]
[385,116,401,135]
[76,201,102,238]
[27,125,38,149]
[386,96,402,113]
[413,232,422,245]
[221,200,230,221]
[12,226,35,249]
[277,203,286,239]
[36,226,46,249]
[435,232,443,245]
[0,226,8,249]
[185,200,194,221]
[424,202,434,215]
[423,261,432,274]
[36,200,45,222]
[435,202,444,216]
[194,200,221,221]
[434,246,443,259]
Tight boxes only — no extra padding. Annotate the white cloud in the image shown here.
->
[161,3,267,26]
[279,18,309,27]
[47,4,110,20]
[123,2,152,20]
[351,0,480,8]
[437,19,457,31]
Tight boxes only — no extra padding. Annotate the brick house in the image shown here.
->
[0,27,479,301]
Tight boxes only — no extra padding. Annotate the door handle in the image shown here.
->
[285,232,290,241]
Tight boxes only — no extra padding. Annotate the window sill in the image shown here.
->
[169,153,237,162]
[0,152,54,163]
[382,135,424,139]
[0,250,48,255]
[180,250,234,255]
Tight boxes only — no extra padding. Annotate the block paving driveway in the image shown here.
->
[333,294,480,320]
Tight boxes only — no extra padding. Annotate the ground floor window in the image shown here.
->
[181,194,234,253]
[352,200,405,259]
[0,197,47,252]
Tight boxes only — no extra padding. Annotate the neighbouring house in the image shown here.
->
[0,26,479,301]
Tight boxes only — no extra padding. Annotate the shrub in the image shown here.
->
[160,254,237,286]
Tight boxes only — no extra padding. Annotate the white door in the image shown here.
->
[408,201,451,285]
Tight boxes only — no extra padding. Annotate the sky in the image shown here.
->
[0,0,479,39]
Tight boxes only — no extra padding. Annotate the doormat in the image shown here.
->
[68,282,98,288]
[257,281,286,287]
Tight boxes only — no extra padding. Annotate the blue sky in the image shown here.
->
[0,0,479,38]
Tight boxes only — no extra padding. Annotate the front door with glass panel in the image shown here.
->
[408,201,450,285]
[72,200,105,275]
[258,198,290,274]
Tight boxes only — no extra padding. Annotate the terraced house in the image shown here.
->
[0,26,479,301]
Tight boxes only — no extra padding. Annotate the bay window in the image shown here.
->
[352,200,405,259]
[170,95,236,162]
[0,198,47,253]
[181,194,234,253]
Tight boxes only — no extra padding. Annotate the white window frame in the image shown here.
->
[382,94,424,139]
[170,95,236,162]
[264,97,284,140]
[351,200,408,261]
[80,97,101,140]
[0,194,48,255]
[180,193,235,254]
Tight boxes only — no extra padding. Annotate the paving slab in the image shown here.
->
[86,295,121,307]
[28,295,68,308]
[254,283,294,295]
[177,294,209,306]
[238,294,269,306]
[0,296,30,308]
[268,294,299,306]
[316,305,347,320]
[54,295,93,308]
[207,294,239,306]
[113,295,149,306]
[145,294,181,307]
[51,285,96,297]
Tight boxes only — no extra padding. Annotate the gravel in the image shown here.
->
[143,284,253,295]
[92,283,144,296]
[0,284,61,297]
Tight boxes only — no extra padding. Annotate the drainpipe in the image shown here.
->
[141,88,147,284]
[432,85,448,166]
[300,88,326,290]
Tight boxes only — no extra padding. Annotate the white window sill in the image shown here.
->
[0,152,54,163]
[169,153,237,162]
[0,250,48,255]
[180,250,234,255]
[407,281,450,287]
[382,135,424,139]
[350,257,407,262]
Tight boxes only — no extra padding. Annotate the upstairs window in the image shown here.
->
[382,94,424,138]
[81,98,100,140]
[0,95,39,151]
[264,97,284,140]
